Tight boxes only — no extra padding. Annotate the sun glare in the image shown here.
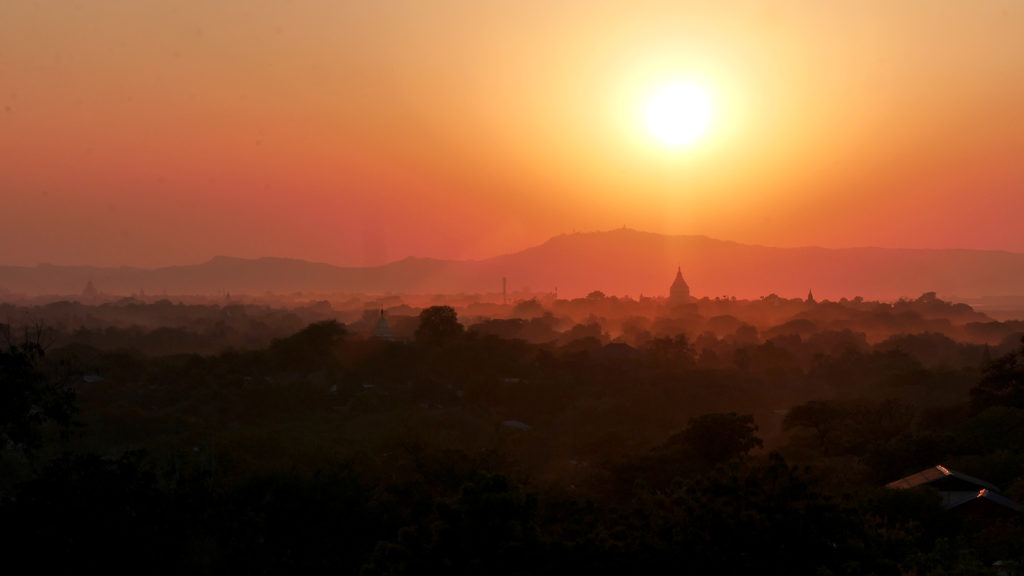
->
[645,83,712,147]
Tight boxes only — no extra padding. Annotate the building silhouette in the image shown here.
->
[372,308,395,341]
[669,266,691,304]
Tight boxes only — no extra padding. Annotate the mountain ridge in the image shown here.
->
[2,229,1023,300]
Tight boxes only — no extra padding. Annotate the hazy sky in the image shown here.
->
[2,1,1022,267]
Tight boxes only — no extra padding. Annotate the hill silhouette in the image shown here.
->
[2,229,1024,299]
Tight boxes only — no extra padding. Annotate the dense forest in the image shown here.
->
[2,292,1023,574]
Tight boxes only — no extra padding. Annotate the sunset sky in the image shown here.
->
[2,1,1023,268]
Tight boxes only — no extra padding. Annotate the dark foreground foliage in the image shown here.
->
[2,307,1023,574]
[7,448,1020,575]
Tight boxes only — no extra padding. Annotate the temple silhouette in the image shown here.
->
[669,266,692,304]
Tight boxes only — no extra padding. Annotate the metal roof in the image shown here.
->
[944,489,1024,514]
[942,485,1024,512]
[885,465,1001,493]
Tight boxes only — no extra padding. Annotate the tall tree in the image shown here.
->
[415,306,464,347]
[971,336,1024,411]
[0,324,76,453]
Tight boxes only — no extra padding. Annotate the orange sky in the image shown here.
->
[2,1,1023,267]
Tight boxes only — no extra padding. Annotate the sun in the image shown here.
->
[645,83,712,147]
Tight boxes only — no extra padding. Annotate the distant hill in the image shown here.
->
[2,229,1024,300]
[480,229,1024,300]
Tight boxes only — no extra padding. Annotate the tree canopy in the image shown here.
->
[415,306,464,346]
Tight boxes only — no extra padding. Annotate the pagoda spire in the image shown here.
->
[669,266,691,303]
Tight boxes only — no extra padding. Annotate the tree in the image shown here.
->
[672,454,872,573]
[971,336,1024,411]
[269,320,347,371]
[0,325,76,453]
[415,306,464,346]
[666,412,763,467]
[782,400,843,449]
[646,334,694,368]
[784,399,915,459]
[511,298,544,318]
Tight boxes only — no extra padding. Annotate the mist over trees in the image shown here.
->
[2,289,1023,572]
